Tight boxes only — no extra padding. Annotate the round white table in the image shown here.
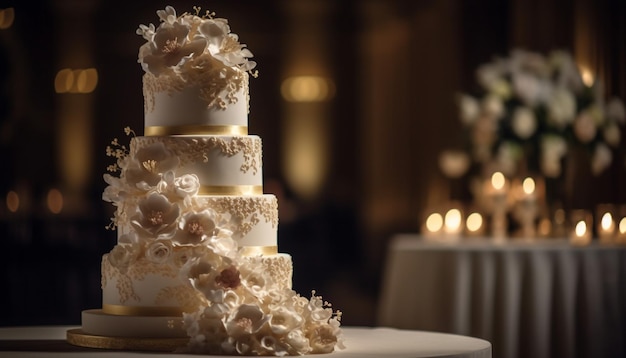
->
[378,235,626,358]
[0,326,491,358]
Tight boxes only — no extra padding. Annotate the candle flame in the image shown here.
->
[425,213,443,232]
[444,209,462,231]
[522,177,535,195]
[619,218,626,234]
[600,213,613,231]
[491,172,505,190]
[575,220,587,237]
[466,212,483,232]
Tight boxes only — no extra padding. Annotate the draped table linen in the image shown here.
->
[377,235,626,358]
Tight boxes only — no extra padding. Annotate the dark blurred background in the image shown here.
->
[0,0,624,327]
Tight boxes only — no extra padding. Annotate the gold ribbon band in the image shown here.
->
[145,125,248,136]
[240,246,278,256]
[102,304,190,316]
[199,185,263,195]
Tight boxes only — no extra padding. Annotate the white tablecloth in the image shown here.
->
[377,235,626,358]
[0,325,491,358]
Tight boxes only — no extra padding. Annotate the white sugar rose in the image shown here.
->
[286,330,312,355]
[145,240,172,264]
[308,324,339,354]
[269,306,304,335]
[130,193,180,239]
[259,335,288,356]
[225,304,268,339]
[512,106,537,139]
[108,244,139,273]
[138,7,207,76]
[174,174,200,198]
[174,209,217,245]
[125,142,180,188]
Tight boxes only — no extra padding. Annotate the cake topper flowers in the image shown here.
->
[136,6,257,77]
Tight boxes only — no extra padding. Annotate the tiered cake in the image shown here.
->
[68,6,343,355]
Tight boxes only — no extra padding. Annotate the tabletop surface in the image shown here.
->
[0,326,492,358]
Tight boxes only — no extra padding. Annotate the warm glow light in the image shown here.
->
[619,218,626,234]
[55,68,98,93]
[575,220,587,237]
[281,76,335,102]
[466,212,483,232]
[425,213,444,233]
[600,212,613,231]
[76,68,98,93]
[522,177,535,195]
[0,7,15,29]
[491,172,505,190]
[444,209,462,231]
[6,191,19,213]
[55,69,73,93]
[579,66,594,86]
[47,189,63,214]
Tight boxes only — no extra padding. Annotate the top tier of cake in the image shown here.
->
[136,6,256,135]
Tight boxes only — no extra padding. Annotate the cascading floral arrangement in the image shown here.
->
[456,49,625,179]
[103,128,344,355]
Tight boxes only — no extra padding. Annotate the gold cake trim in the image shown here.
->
[199,185,263,195]
[145,124,248,136]
[240,245,278,256]
[66,329,187,351]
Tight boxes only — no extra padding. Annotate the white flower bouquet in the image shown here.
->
[457,49,625,178]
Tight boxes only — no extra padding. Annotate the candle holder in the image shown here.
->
[595,204,616,244]
[512,176,540,240]
[570,209,592,246]
[481,172,511,241]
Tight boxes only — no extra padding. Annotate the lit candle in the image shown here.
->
[491,172,506,192]
[489,172,508,239]
[598,212,615,242]
[465,212,484,237]
[570,210,592,246]
[617,216,626,244]
[423,212,444,238]
[444,208,463,238]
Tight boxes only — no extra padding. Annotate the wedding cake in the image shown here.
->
[67,6,343,355]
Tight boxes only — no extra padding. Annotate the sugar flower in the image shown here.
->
[125,142,180,188]
[174,209,218,245]
[130,193,180,239]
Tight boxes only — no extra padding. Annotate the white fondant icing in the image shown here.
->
[131,136,263,188]
[145,80,249,128]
